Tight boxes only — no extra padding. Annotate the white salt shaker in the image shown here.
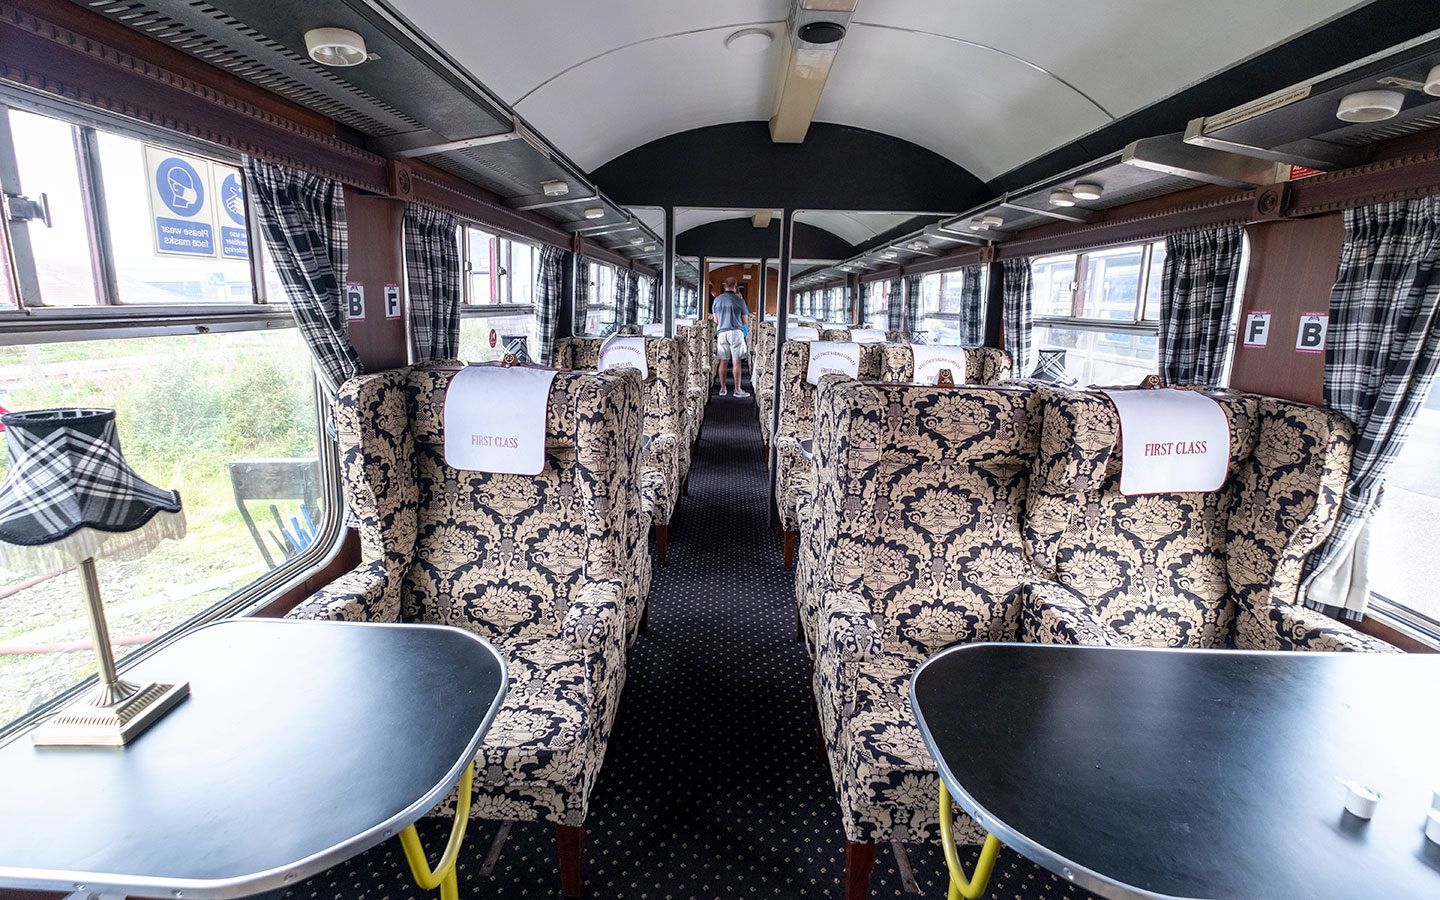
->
[1336,779,1380,819]
[1427,809,1440,845]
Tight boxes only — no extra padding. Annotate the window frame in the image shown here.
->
[0,96,279,316]
[1030,242,1164,338]
[917,267,988,343]
[457,222,540,317]
[0,94,347,742]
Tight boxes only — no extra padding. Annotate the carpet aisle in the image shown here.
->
[286,386,1099,899]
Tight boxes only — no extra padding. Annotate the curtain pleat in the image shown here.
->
[959,265,986,346]
[1303,195,1440,618]
[573,256,592,335]
[244,157,360,392]
[534,245,567,365]
[1158,226,1245,386]
[1002,258,1033,376]
[904,274,922,336]
[402,204,461,362]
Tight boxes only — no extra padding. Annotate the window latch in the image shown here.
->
[4,192,51,227]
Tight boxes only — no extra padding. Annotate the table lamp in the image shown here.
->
[0,408,189,747]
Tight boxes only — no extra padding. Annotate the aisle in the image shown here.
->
[286,389,1095,899]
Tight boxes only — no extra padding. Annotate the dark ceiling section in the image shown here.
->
[990,0,1436,194]
[676,220,854,260]
[594,122,992,212]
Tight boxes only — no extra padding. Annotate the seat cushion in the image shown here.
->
[833,649,987,845]
[460,636,604,825]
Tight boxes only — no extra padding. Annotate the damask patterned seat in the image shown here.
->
[883,330,910,344]
[555,336,689,564]
[753,321,778,458]
[1018,386,1394,652]
[676,323,707,450]
[803,378,1042,898]
[820,327,852,341]
[285,365,645,897]
[879,343,1014,385]
[774,340,885,567]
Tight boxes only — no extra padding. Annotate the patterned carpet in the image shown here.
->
[285,384,1101,899]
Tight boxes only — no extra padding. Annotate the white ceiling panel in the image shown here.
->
[388,0,1380,178]
[388,1,787,104]
[796,211,927,245]
[850,1,1367,120]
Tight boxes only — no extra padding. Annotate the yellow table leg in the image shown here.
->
[939,781,1001,900]
[398,762,473,900]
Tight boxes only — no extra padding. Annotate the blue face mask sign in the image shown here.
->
[145,147,217,257]
[156,157,204,215]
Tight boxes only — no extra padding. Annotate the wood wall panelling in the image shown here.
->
[342,189,408,371]
[707,263,775,320]
[1227,215,1344,405]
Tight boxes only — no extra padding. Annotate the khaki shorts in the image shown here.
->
[717,329,748,360]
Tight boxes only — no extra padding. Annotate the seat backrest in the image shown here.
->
[1025,386,1260,648]
[754,321,777,390]
[776,340,885,445]
[880,344,1014,385]
[676,323,706,399]
[1226,396,1354,632]
[812,379,1041,656]
[820,327,852,341]
[400,366,643,643]
[884,330,911,344]
[555,336,687,440]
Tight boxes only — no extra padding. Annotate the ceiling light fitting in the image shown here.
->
[907,241,928,251]
[304,27,369,67]
[583,207,605,219]
[540,180,569,197]
[968,214,1004,231]
[1336,89,1405,123]
[1427,65,1440,97]
[644,244,657,251]
[1050,189,1077,207]
[629,237,643,244]
[1072,182,1103,201]
[725,28,774,55]
[881,250,898,259]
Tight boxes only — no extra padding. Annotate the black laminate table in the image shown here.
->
[910,643,1440,900]
[0,619,507,898]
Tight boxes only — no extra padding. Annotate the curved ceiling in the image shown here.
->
[388,0,1366,180]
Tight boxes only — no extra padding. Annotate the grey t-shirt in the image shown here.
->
[712,291,748,334]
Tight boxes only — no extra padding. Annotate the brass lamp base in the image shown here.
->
[31,679,189,747]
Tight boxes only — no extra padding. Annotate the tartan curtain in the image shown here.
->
[960,264,986,346]
[533,245,567,365]
[614,268,635,327]
[1158,226,1245,386]
[884,281,902,331]
[1303,195,1440,618]
[904,274,922,335]
[1002,258,1034,376]
[244,157,360,392]
[573,256,592,335]
[402,203,461,362]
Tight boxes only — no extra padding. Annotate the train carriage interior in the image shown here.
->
[2,2,1440,899]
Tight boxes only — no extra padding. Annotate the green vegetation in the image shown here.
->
[0,329,321,724]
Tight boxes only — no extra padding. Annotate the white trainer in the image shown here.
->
[733,389,750,398]
[719,387,728,396]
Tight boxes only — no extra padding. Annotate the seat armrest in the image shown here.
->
[563,579,627,655]
[818,588,884,663]
[1238,602,1400,653]
[1018,581,1125,646]
[285,558,401,623]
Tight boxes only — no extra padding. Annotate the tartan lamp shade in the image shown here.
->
[0,408,185,575]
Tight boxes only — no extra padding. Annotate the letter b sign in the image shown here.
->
[1295,312,1328,354]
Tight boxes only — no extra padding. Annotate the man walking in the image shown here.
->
[711,277,750,398]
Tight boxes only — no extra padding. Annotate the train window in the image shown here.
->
[0,328,329,731]
[1,107,271,307]
[918,268,986,346]
[1369,370,1440,642]
[862,280,893,328]
[580,261,618,334]
[458,224,539,361]
[1031,241,1167,386]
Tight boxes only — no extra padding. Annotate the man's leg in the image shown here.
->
[716,358,728,394]
[731,358,745,396]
